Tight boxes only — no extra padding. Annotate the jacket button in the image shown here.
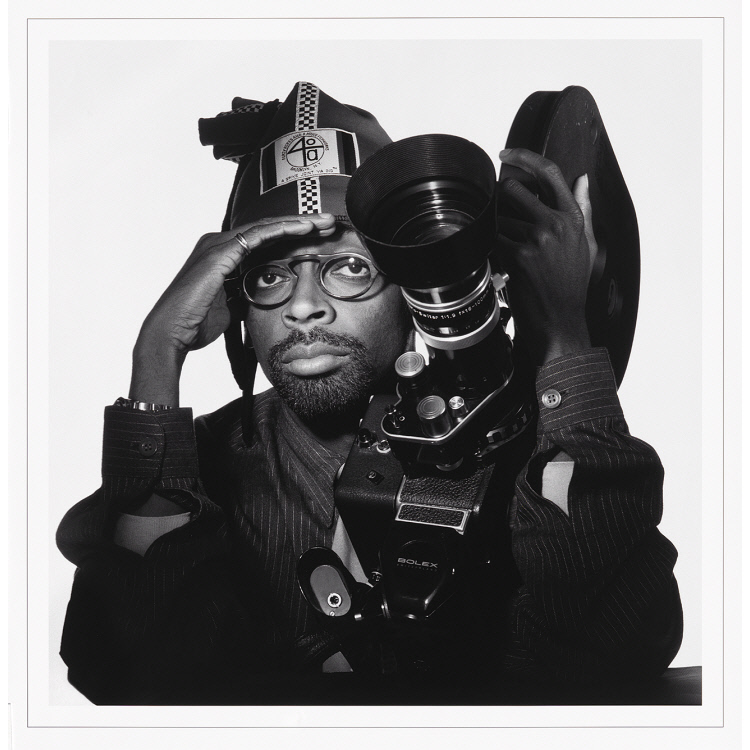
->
[137,438,158,457]
[541,389,562,409]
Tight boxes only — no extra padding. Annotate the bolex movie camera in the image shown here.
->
[297,87,640,672]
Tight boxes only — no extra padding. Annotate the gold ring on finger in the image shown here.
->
[234,232,251,253]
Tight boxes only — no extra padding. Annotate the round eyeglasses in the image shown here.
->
[242,252,380,306]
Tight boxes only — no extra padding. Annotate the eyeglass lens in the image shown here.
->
[243,255,376,305]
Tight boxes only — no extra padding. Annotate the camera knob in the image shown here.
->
[395,351,425,378]
[416,395,452,438]
[357,428,375,447]
[449,396,469,422]
[395,352,431,402]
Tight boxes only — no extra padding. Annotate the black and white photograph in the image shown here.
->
[7,2,742,748]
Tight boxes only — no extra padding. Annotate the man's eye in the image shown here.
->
[255,268,290,288]
[329,258,372,279]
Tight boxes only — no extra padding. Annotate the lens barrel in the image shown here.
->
[402,263,500,351]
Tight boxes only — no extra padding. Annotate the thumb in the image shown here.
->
[572,173,598,276]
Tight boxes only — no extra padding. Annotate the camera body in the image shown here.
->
[298,134,533,656]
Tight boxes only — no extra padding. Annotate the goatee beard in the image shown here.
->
[267,327,378,422]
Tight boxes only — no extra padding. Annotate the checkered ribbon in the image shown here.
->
[217,102,265,118]
[295,82,321,213]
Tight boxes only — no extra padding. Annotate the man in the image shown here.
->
[57,82,682,704]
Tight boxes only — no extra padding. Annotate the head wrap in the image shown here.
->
[199,81,392,230]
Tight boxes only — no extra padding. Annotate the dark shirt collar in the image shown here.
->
[265,390,348,529]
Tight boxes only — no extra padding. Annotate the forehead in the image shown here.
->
[260,228,371,263]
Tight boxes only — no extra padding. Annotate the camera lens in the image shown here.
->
[347,134,513,394]
[373,177,490,248]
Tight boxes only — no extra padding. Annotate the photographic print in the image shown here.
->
[8,2,740,748]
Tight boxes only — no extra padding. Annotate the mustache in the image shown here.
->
[265,327,375,420]
[267,326,369,363]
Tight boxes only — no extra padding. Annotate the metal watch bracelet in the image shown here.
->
[114,397,174,412]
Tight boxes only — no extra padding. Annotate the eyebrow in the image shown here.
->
[335,219,357,236]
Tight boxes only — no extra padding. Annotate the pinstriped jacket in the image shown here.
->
[56,348,683,703]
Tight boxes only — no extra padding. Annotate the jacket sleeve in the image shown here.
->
[56,407,269,704]
[503,348,683,684]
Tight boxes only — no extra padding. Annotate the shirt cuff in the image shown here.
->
[101,406,200,479]
[535,347,622,433]
[113,512,192,556]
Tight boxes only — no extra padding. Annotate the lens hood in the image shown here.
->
[346,134,497,289]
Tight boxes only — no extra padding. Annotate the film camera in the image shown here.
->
[297,87,640,672]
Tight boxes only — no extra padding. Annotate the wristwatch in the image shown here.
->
[113,397,174,412]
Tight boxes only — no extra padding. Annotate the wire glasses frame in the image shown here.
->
[241,252,381,307]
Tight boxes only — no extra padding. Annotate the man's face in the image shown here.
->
[245,229,412,423]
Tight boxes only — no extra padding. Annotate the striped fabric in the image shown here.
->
[56,348,682,703]
[504,349,682,682]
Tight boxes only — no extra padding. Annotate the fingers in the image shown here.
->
[494,231,525,263]
[238,214,336,244]
[496,214,535,243]
[232,213,337,255]
[190,213,337,279]
[499,148,579,213]
[571,174,591,222]
[497,177,552,226]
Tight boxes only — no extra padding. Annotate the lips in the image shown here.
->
[280,342,350,377]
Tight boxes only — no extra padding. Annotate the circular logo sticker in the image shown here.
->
[286,134,327,168]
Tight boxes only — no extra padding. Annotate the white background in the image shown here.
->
[9,3,741,745]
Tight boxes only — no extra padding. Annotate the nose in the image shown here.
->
[282,261,336,328]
